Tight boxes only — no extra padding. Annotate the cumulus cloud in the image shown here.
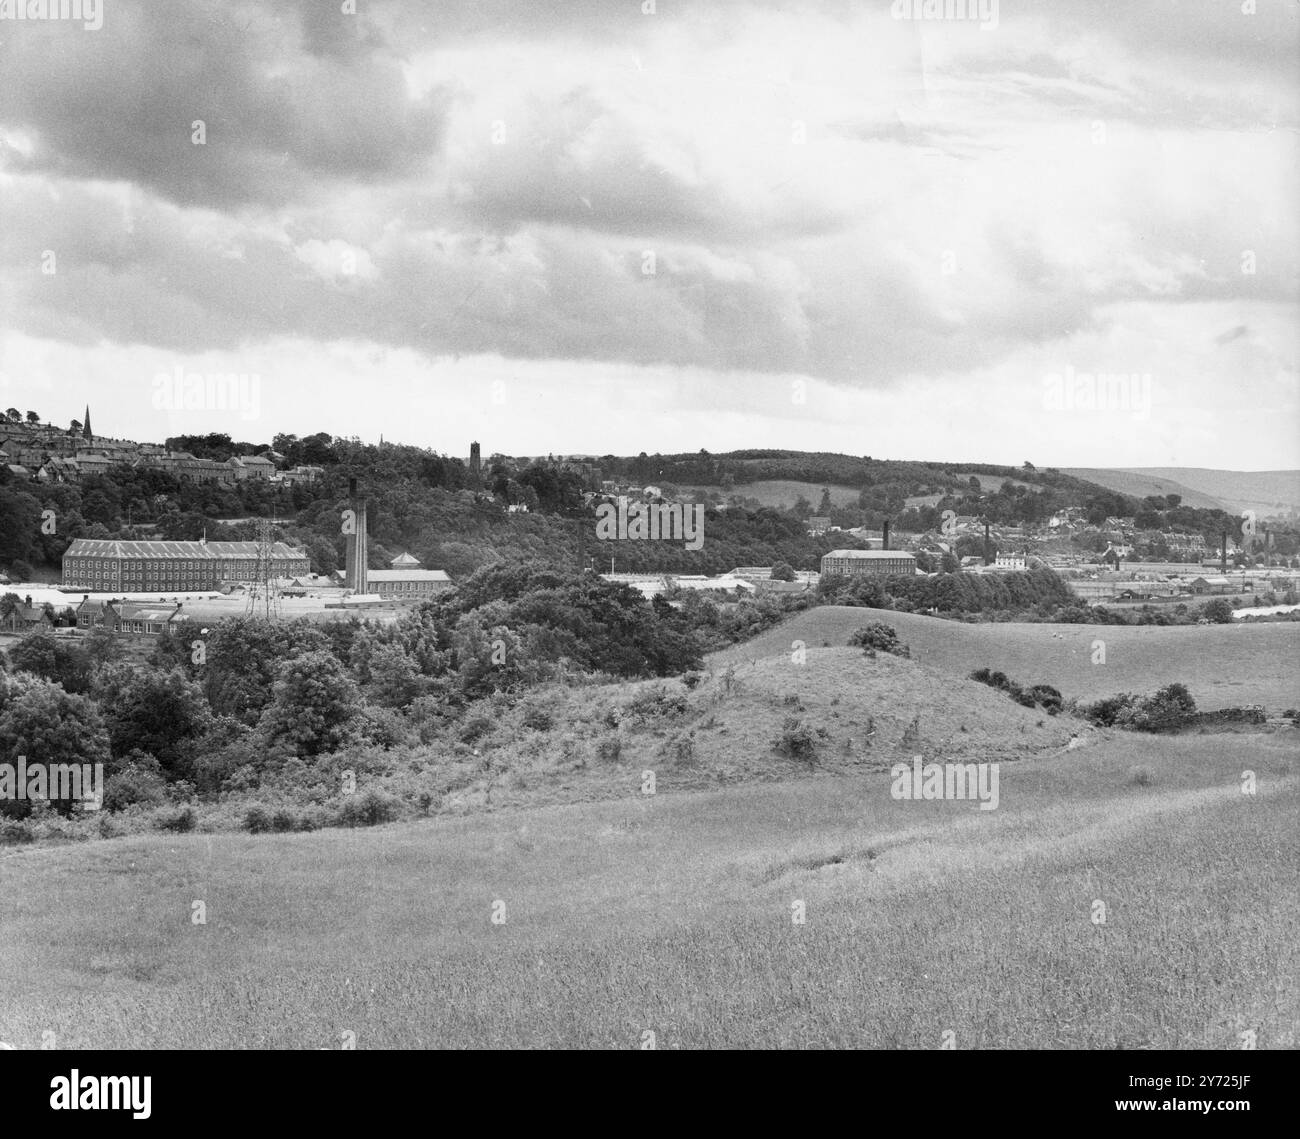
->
[0,0,1294,465]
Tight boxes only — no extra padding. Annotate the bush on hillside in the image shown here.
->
[459,716,495,745]
[154,806,197,833]
[1080,683,1197,732]
[244,805,273,834]
[521,704,555,732]
[102,758,168,812]
[335,787,401,828]
[626,687,689,723]
[848,621,910,657]
[776,716,817,762]
[969,669,1063,714]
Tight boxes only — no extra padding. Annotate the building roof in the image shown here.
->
[115,603,182,622]
[755,580,811,593]
[65,539,308,560]
[823,549,916,559]
[365,569,452,582]
[390,552,422,567]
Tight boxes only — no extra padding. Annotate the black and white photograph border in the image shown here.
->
[0,0,1296,1094]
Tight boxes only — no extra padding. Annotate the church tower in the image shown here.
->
[82,406,93,441]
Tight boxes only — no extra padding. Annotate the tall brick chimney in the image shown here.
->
[345,478,369,595]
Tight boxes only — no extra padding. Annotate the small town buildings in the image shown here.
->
[74,597,185,634]
[2,601,56,634]
[353,553,454,599]
[820,549,917,577]
[226,453,278,481]
[278,465,324,486]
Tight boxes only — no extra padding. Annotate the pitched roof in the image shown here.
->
[823,549,916,559]
[365,569,452,582]
[114,603,182,622]
[65,539,308,560]
[389,552,421,567]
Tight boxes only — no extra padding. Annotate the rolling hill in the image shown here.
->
[707,607,1300,713]
[1062,467,1300,518]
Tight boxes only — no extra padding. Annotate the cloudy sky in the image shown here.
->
[1,0,1296,468]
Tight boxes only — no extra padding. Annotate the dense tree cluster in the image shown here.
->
[0,565,716,818]
[817,567,1076,615]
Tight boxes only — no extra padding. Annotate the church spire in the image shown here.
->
[82,405,93,440]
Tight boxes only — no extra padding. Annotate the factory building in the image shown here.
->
[62,539,309,592]
[819,549,917,577]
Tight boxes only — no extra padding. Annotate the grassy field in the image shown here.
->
[1,613,1295,1049]
[0,731,1294,1048]
[685,480,863,510]
[709,607,1300,713]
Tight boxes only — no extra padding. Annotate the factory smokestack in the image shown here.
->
[346,478,369,595]
[470,441,482,484]
[1221,531,1228,573]
[882,519,890,550]
[984,520,992,565]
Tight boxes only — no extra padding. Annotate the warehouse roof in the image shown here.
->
[823,549,916,559]
[65,539,308,560]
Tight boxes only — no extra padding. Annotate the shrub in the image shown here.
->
[1081,693,1137,727]
[1029,685,1063,715]
[244,805,273,834]
[155,806,197,833]
[1121,683,1196,732]
[459,716,495,745]
[849,622,910,657]
[102,764,167,812]
[665,732,695,766]
[596,734,622,763]
[521,705,554,732]
[271,809,297,833]
[1200,598,1233,624]
[335,788,400,828]
[1083,684,1196,732]
[0,819,33,845]
[776,716,817,761]
[626,687,688,723]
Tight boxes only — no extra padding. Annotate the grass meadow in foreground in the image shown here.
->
[0,732,1295,1049]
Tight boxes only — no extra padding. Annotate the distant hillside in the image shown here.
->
[708,606,1300,713]
[683,480,863,510]
[1062,467,1300,518]
[1120,468,1300,519]
[1060,468,1225,511]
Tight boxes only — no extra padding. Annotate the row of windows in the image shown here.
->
[366,581,443,593]
[70,559,308,575]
